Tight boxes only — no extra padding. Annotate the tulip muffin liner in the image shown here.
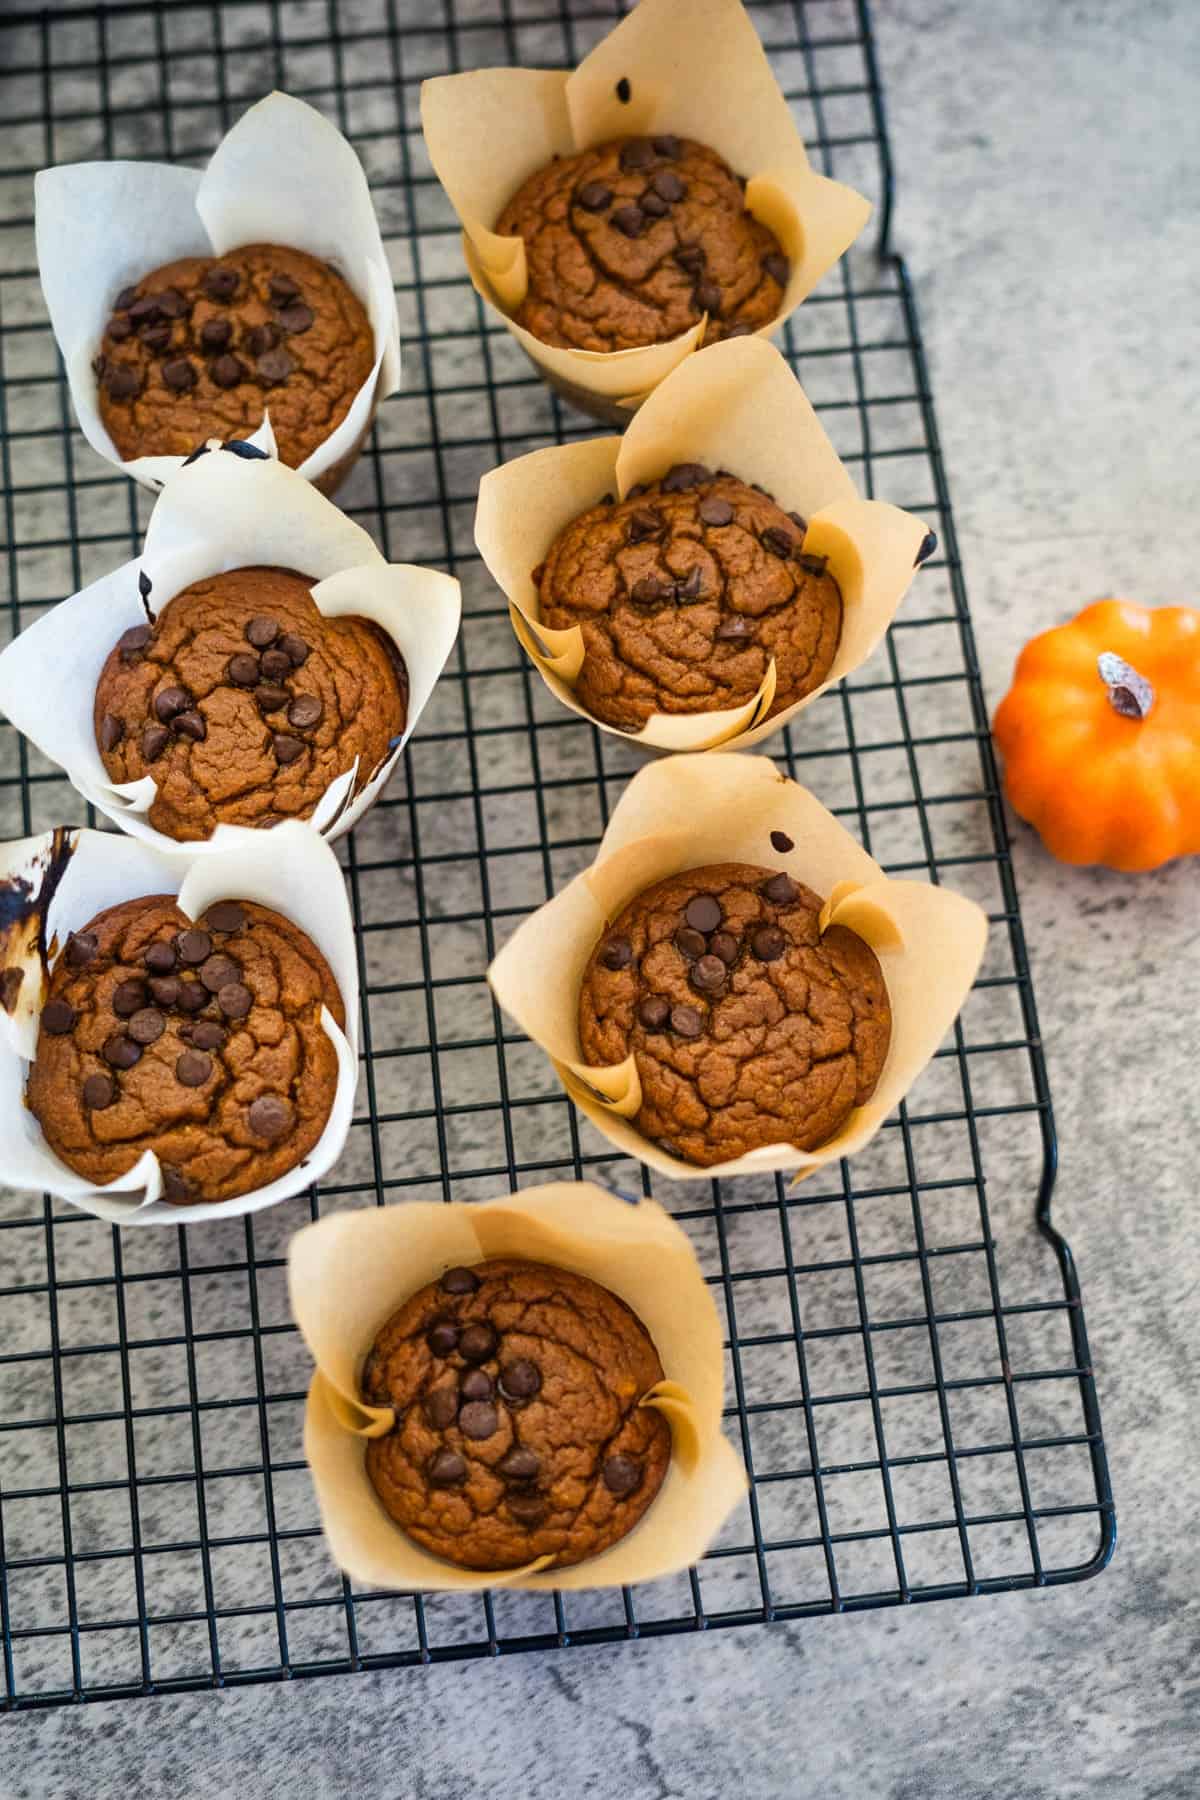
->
[0,822,359,1225]
[35,91,402,493]
[421,0,870,423]
[476,336,930,753]
[290,1181,747,1592]
[487,755,987,1183]
[0,446,461,854]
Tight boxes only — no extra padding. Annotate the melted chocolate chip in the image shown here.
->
[127,1007,165,1045]
[619,138,655,171]
[206,902,246,934]
[460,1368,493,1402]
[640,191,669,218]
[217,981,252,1020]
[612,204,646,238]
[176,1049,212,1087]
[459,1322,499,1365]
[245,615,280,648]
[280,633,310,666]
[710,931,739,966]
[107,316,132,343]
[227,652,261,687]
[65,932,98,968]
[699,496,734,527]
[762,873,799,905]
[118,623,152,660]
[627,508,663,544]
[246,323,278,357]
[637,995,671,1031]
[256,348,294,385]
[441,1266,480,1295]
[652,134,680,158]
[161,358,196,392]
[277,302,314,335]
[204,267,239,302]
[691,954,727,993]
[577,180,612,212]
[82,1073,116,1110]
[752,925,786,962]
[144,940,177,975]
[114,286,138,311]
[670,1003,703,1039]
[498,1447,540,1482]
[675,244,706,273]
[506,1492,546,1526]
[761,525,795,558]
[153,685,191,723]
[498,1358,541,1402]
[176,929,212,965]
[248,1093,293,1139]
[188,1020,227,1051]
[269,273,301,303]
[716,615,751,641]
[199,954,240,993]
[161,1166,193,1204]
[105,366,141,401]
[173,710,206,742]
[685,894,722,933]
[176,981,208,1014]
[797,552,828,576]
[602,1453,642,1496]
[762,252,790,287]
[99,714,124,752]
[674,926,707,960]
[424,1385,459,1430]
[259,646,292,680]
[210,354,244,389]
[427,1320,459,1356]
[103,1033,141,1069]
[287,694,323,731]
[199,317,232,351]
[148,976,180,1008]
[141,723,170,762]
[695,280,722,315]
[41,999,76,1036]
[631,575,672,607]
[662,462,712,492]
[459,1400,499,1440]
[677,565,704,602]
[272,734,304,765]
[428,1449,467,1487]
[112,979,148,1017]
[600,934,633,971]
[128,296,161,325]
[254,684,289,713]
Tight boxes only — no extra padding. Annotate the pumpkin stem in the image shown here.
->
[1097,651,1154,720]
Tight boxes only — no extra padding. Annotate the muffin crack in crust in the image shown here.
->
[495,135,788,351]
[26,895,345,1205]
[578,863,891,1167]
[93,565,407,842]
[362,1259,670,1571]
[537,468,841,732]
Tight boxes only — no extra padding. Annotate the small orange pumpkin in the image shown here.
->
[993,599,1200,871]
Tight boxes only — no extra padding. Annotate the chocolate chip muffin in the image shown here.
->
[94,244,374,469]
[579,863,890,1166]
[26,895,344,1206]
[535,465,841,732]
[93,565,407,842]
[362,1258,670,1572]
[495,134,788,351]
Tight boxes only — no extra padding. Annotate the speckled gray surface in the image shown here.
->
[2,0,1198,1793]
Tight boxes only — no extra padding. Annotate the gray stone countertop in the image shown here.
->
[5,0,1199,1794]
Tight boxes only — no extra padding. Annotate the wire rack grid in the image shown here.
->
[0,0,1113,1711]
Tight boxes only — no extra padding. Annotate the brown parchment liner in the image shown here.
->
[475,335,929,752]
[487,755,988,1183]
[420,0,871,420]
[291,1182,747,1592]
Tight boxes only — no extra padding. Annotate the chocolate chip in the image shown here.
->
[691,954,726,993]
[128,1007,165,1045]
[770,830,795,853]
[498,1447,540,1482]
[427,1320,459,1356]
[627,508,662,544]
[199,954,239,993]
[459,1322,499,1365]
[82,1073,116,1110]
[287,694,322,730]
[158,287,189,319]
[725,322,754,337]
[259,647,292,681]
[173,709,206,742]
[600,934,633,971]
[915,530,938,566]
[615,77,631,103]
[141,723,170,762]
[115,286,138,312]
[176,1049,212,1087]
[142,323,172,352]
[762,873,799,905]
[200,317,232,351]
[269,273,301,303]
[653,169,685,202]
[787,512,807,535]
[577,181,612,211]
[248,1093,293,1139]
[210,354,244,389]
[227,652,261,687]
[674,926,707,960]
[245,615,280,648]
[637,995,671,1031]
[662,462,712,492]
[459,1400,498,1440]
[602,1453,642,1496]
[277,302,314,335]
[498,1358,541,1401]
[149,976,180,1008]
[620,138,655,171]
[107,315,132,343]
[752,925,786,962]
[128,296,161,325]
[762,525,794,558]
[99,714,124,752]
[256,348,293,385]
[162,358,196,392]
[176,929,212,965]
[699,496,734,527]
[695,281,722,315]
[762,253,790,287]
[273,735,304,765]
[189,1020,226,1051]
[716,615,751,641]
[105,366,140,401]
[112,979,148,1017]
[280,634,310,667]
[460,1368,493,1402]
[507,1491,546,1526]
[685,894,722,933]
[674,244,706,272]
[640,191,669,218]
[441,1266,480,1294]
[612,204,646,238]
[141,943,175,981]
[217,981,252,1020]
[153,685,191,723]
[206,902,245,934]
[103,1033,141,1069]
[631,574,671,607]
[428,1449,467,1487]
[246,323,277,357]
[41,998,76,1035]
[797,552,828,576]
[117,623,152,660]
[424,1385,459,1430]
[204,267,239,302]
[161,1166,192,1204]
[710,932,739,968]
[626,483,648,499]
[176,981,208,1014]
[670,1004,703,1039]
[66,932,98,968]
[255,685,289,713]
[677,565,704,602]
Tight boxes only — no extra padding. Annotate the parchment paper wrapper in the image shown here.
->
[0,822,359,1226]
[488,755,987,1183]
[421,0,870,422]
[290,1182,747,1591]
[476,336,929,752]
[0,448,460,854]
[35,92,402,493]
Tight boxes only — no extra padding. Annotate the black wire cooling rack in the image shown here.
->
[0,0,1114,1711]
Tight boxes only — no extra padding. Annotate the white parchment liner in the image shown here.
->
[0,449,461,853]
[476,336,930,752]
[488,755,987,1183]
[0,822,360,1225]
[290,1182,747,1591]
[421,0,870,417]
[35,92,402,491]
